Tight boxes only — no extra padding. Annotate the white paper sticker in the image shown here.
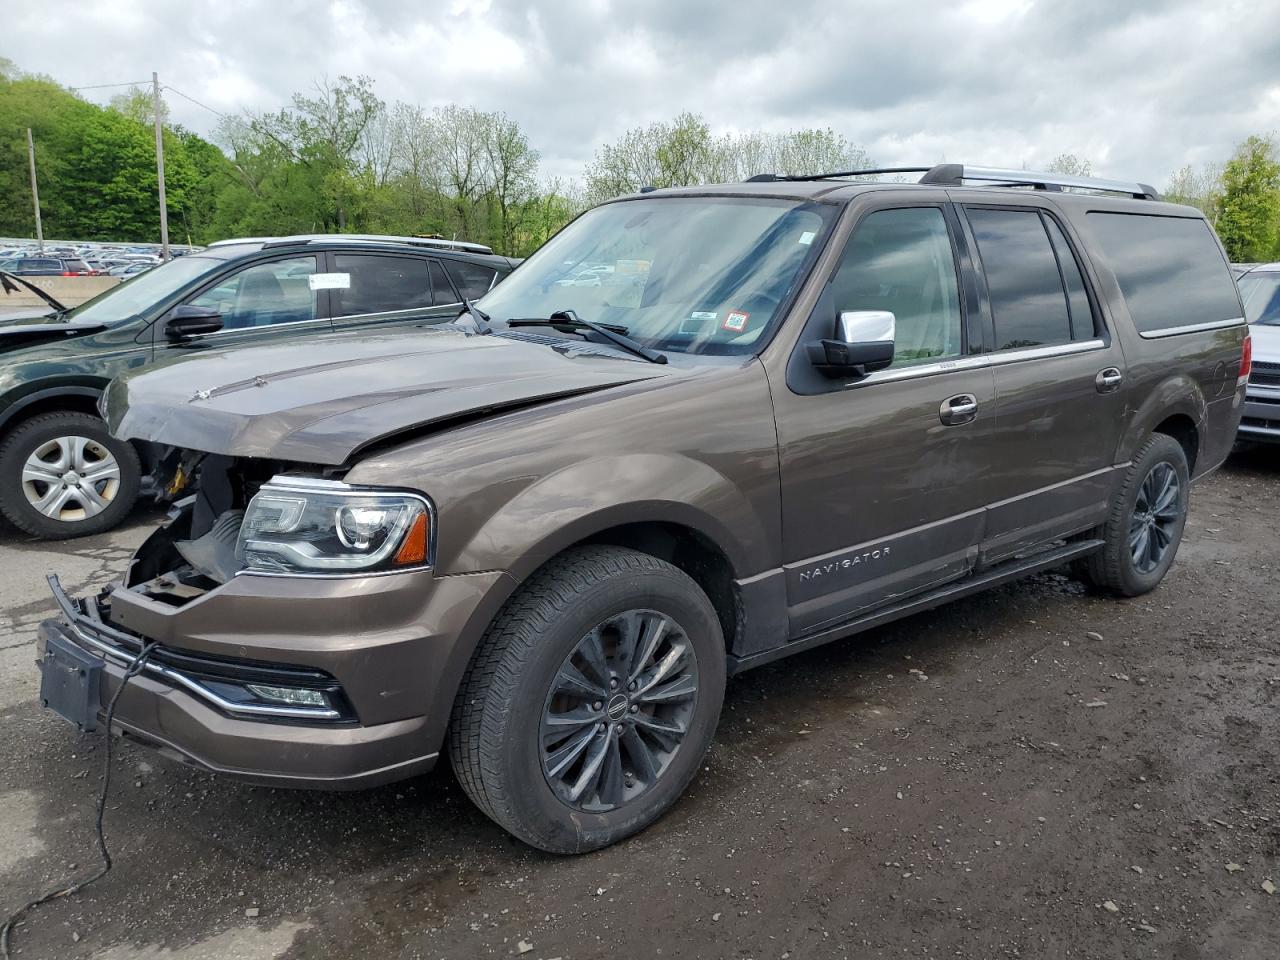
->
[798,231,816,245]
[308,272,351,290]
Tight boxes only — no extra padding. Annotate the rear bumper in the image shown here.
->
[37,562,507,789]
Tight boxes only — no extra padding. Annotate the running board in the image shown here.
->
[727,539,1104,675]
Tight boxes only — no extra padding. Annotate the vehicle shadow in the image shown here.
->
[1222,441,1280,476]
[7,566,1096,960]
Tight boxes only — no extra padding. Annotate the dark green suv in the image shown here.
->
[0,235,516,539]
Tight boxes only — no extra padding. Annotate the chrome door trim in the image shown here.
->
[1139,317,1245,339]
[845,339,1107,388]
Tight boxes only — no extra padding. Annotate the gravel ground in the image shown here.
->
[1,450,1277,960]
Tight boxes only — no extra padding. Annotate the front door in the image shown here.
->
[957,202,1129,563]
[160,254,334,353]
[772,203,998,637]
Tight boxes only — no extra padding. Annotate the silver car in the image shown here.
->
[1235,263,1280,443]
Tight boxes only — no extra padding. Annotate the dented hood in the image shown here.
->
[104,327,673,464]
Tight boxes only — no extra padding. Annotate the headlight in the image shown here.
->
[237,478,433,575]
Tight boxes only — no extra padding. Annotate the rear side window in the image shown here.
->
[332,254,433,317]
[1086,213,1241,335]
[445,260,498,300]
[966,208,1083,351]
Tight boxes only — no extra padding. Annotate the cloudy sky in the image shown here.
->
[6,0,1279,187]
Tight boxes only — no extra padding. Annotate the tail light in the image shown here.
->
[1240,334,1252,382]
[61,271,75,276]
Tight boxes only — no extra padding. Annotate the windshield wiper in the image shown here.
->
[507,309,667,364]
[1,269,70,317]
[454,299,493,334]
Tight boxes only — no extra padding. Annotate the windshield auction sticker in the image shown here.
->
[723,310,750,332]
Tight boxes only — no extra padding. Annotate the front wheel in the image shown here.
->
[449,545,725,853]
[1077,433,1190,596]
[0,412,141,540]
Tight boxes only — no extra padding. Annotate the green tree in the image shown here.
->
[0,68,236,243]
[1164,162,1223,221]
[584,113,873,203]
[1045,153,1093,177]
[1214,135,1280,262]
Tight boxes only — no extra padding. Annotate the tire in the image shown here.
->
[448,545,726,853]
[0,412,141,540]
[1077,433,1190,597]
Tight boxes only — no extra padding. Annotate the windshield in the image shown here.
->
[478,196,835,356]
[67,255,225,325]
[1240,272,1280,326]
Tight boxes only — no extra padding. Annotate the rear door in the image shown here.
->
[958,201,1128,563]
[773,200,998,636]
[327,253,465,333]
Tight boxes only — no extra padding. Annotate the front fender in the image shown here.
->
[450,452,769,582]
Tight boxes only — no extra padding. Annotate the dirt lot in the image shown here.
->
[1,450,1278,960]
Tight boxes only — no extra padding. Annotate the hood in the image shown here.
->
[105,327,675,464]
[0,314,108,351]
[1249,322,1280,361]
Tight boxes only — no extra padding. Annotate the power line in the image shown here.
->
[68,80,152,92]
[162,84,230,120]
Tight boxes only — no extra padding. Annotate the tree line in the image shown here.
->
[1,59,1277,262]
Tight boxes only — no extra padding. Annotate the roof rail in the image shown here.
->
[918,164,1160,200]
[208,234,495,255]
[746,167,933,183]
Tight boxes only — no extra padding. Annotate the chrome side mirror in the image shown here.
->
[808,310,896,378]
[839,310,895,349]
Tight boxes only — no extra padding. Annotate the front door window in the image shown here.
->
[188,256,320,330]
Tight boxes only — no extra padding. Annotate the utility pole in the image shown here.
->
[26,128,44,252]
[152,71,170,260]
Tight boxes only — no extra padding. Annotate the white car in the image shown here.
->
[1235,263,1280,443]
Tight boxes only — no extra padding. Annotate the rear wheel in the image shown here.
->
[1077,433,1189,596]
[449,545,725,853]
[0,412,141,539]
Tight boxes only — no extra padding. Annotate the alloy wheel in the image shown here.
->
[1129,461,1181,574]
[21,435,122,522]
[540,610,699,813]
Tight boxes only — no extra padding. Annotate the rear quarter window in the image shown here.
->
[1085,212,1242,336]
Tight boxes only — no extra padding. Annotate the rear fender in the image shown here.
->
[1115,372,1205,466]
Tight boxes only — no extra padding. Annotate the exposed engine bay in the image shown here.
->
[127,449,339,604]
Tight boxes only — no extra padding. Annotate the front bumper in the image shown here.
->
[37,564,506,790]
[1238,371,1280,442]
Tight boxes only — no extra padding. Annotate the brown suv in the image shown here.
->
[38,164,1249,853]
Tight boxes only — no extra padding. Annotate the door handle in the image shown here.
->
[939,393,978,426]
[1095,367,1123,393]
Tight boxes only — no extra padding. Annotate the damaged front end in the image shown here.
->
[131,451,434,605]
[37,450,452,788]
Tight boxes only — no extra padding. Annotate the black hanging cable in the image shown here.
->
[1,640,161,959]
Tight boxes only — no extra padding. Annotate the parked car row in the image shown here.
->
[31,165,1250,854]
[0,238,205,277]
[0,233,516,538]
